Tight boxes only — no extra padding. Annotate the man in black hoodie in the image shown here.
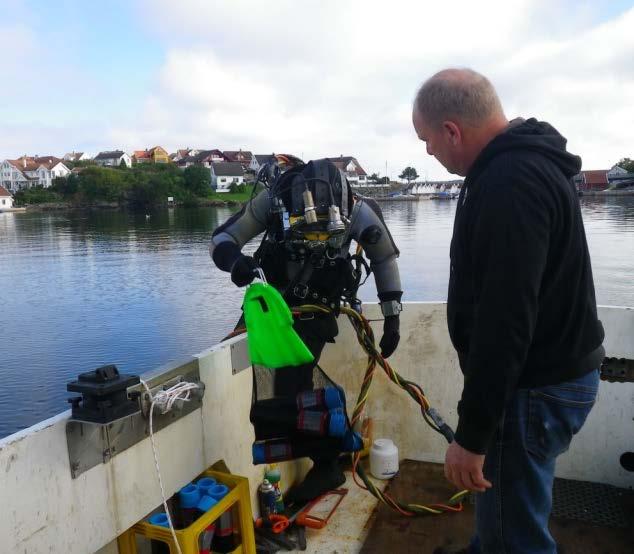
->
[413,69,604,554]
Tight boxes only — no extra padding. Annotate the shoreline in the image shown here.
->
[17,197,248,212]
[580,190,634,196]
[10,190,633,213]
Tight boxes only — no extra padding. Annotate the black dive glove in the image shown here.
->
[231,255,258,287]
[379,315,400,358]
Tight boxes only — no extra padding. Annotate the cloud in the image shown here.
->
[2,1,632,178]
[108,1,632,178]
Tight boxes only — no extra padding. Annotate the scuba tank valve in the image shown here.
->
[303,189,318,224]
[327,205,345,233]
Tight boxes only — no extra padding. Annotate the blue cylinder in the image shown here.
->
[179,483,201,509]
[328,408,347,438]
[343,430,363,452]
[196,477,217,496]
[324,387,344,410]
[197,477,216,488]
[149,512,170,528]
[197,494,218,513]
[209,484,229,501]
[253,443,266,465]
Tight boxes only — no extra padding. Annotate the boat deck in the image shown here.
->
[297,460,633,553]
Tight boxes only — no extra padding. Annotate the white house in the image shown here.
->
[0,185,14,209]
[326,156,368,185]
[93,150,132,168]
[172,148,202,162]
[607,164,634,185]
[63,151,90,162]
[249,154,276,173]
[1,156,71,192]
[211,162,245,192]
[177,150,227,169]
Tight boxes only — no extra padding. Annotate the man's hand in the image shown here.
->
[444,440,492,492]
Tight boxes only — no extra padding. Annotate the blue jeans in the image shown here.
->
[470,369,599,554]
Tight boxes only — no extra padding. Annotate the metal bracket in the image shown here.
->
[66,360,204,479]
[230,339,251,375]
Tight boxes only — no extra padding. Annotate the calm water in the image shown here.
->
[1,197,633,438]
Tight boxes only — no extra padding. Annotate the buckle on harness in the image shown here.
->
[293,284,309,299]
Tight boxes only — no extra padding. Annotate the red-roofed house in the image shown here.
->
[172,149,196,162]
[326,156,368,186]
[573,170,609,191]
[0,185,13,210]
[223,150,253,171]
[176,149,227,169]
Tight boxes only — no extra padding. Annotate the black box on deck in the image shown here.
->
[67,364,140,423]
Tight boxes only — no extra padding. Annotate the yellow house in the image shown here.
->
[150,146,170,163]
[132,146,170,164]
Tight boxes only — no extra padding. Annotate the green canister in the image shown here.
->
[264,464,284,513]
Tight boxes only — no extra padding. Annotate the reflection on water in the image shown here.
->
[0,196,632,437]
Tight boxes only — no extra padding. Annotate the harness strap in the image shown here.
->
[339,169,349,217]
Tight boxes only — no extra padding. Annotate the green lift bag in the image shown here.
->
[243,282,314,368]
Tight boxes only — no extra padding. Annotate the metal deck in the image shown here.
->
[359,460,634,554]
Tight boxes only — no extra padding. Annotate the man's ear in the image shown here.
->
[443,121,461,146]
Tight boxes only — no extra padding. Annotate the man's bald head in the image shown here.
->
[414,68,505,128]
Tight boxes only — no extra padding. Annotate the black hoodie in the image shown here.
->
[448,118,605,454]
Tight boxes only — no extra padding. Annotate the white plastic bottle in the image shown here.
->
[369,438,399,479]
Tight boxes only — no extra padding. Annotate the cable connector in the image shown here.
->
[427,407,454,444]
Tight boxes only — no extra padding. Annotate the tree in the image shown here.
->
[616,158,634,173]
[183,165,211,196]
[399,166,419,184]
[368,172,380,182]
[51,174,79,196]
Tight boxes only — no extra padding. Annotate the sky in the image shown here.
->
[1,0,633,180]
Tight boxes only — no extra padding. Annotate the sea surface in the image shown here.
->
[1,196,632,438]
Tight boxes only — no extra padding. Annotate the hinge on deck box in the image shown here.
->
[600,357,634,383]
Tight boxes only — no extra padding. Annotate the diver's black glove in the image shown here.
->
[379,315,400,358]
[231,255,258,287]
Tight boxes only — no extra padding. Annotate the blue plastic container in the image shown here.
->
[196,477,217,496]
[148,512,170,528]
[179,483,201,509]
[328,408,346,438]
[208,484,229,501]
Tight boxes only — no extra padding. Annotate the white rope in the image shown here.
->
[140,379,200,554]
[255,266,267,283]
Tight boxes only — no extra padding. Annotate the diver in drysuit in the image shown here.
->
[210,158,402,502]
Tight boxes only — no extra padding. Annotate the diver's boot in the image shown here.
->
[286,458,346,505]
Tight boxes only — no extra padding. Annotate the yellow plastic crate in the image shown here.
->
[117,469,256,554]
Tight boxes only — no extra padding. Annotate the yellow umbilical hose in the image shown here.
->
[293,303,470,516]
